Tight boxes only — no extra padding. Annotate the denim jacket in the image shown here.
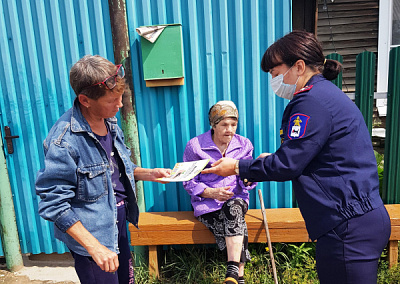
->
[36,99,139,256]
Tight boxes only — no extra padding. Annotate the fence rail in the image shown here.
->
[346,92,387,100]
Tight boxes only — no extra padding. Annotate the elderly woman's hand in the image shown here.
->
[201,186,234,201]
[201,157,237,177]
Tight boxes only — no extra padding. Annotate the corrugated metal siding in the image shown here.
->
[126,0,293,212]
[0,0,292,256]
[0,0,115,255]
[317,0,379,92]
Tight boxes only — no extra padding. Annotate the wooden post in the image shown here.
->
[388,241,398,268]
[107,0,146,265]
[148,245,159,278]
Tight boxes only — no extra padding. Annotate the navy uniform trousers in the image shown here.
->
[316,204,391,284]
[70,204,135,284]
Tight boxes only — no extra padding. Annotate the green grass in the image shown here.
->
[134,242,400,284]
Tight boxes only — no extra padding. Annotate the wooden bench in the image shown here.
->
[129,204,400,278]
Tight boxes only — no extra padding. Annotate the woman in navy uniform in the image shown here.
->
[202,30,391,284]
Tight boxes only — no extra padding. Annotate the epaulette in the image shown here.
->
[294,85,313,96]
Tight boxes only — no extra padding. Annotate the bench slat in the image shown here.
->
[131,208,307,232]
[130,228,311,246]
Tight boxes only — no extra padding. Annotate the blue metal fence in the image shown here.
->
[0,0,115,255]
[0,0,395,259]
[0,0,292,256]
[126,0,293,213]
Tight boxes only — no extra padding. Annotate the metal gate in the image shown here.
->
[0,0,115,255]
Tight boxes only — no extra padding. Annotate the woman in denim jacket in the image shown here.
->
[36,55,171,284]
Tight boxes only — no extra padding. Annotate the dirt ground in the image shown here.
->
[0,253,79,284]
[0,269,76,284]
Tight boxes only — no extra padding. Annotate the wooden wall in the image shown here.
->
[316,0,379,92]
[292,0,317,33]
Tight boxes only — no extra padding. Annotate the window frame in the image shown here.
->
[377,0,396,92]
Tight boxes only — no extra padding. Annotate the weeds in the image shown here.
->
[374,150,384,195]
[161,246,224,283]
[134,242,400,284]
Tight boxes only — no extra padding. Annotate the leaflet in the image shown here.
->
[158,159,210,182]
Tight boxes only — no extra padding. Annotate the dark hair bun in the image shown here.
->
[322,59,342,81]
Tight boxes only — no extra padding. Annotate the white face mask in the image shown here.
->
[270,67,299,100]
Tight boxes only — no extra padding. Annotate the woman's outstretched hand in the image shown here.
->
[134,167,172,184]
[152,168,172,184]
[201,157,237,177]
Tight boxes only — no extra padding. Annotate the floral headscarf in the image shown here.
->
[208,101,239,127]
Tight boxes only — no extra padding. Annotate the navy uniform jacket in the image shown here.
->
[240,74,383,241]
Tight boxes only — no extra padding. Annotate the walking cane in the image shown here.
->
[258,189,278,284]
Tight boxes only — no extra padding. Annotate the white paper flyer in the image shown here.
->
[158,159,210,182]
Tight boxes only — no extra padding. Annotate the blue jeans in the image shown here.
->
[316,205,391,284]
[70,204,134,284]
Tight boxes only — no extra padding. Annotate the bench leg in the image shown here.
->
[148,245,159,278]
[388,240,398,268]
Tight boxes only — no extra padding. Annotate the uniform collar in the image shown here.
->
[293,74,324,96]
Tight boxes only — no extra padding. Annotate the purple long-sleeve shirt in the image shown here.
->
[183,130,257,217]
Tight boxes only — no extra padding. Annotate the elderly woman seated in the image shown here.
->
[183,101,257,284]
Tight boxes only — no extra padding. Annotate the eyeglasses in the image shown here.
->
[79,64,125,94]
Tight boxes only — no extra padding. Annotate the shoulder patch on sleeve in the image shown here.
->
[288,113,310,139]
